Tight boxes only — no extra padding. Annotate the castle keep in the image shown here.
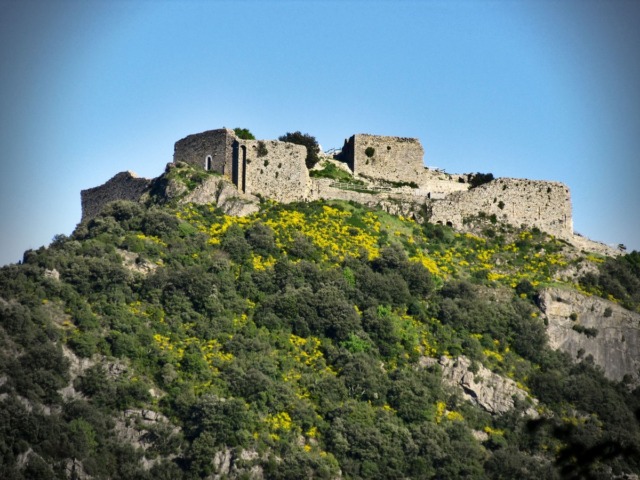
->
[173,129,310,202]
[338,134,426,185]
[81,127,576,242]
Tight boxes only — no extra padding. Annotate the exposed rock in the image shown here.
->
[472,430,490,442]
[64,458,91,480]
[124,408,170,424]
[59,345,94,400]
[181,177,259,217]
[165,177,188,198]
[212,448,233,478]
[40,299,73,329]
[16,447,34,468]
[43,268,60,280]
[422,355,538,416]
[105,359,129,379]
[208,447,264,480]
[117,248,157,275]
[114,408,181,464]
[539,287,640,385]
[313,157,354,175]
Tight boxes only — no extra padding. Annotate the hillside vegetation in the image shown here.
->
[1,165,639,479]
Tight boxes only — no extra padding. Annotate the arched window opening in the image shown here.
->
[205,156,212,171]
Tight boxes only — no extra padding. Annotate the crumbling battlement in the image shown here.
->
[81,128,579,249]
[429,178,573,239]
[173,128,236,175]
[236,139,310,202]
[339,134,426,185]
[173,130,310,202]
[80,171,151,222]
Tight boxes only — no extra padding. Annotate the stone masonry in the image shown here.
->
[339,134,427,185]
[237,139,310,202]
[429,177,573,239]
[81,128,582,249]
[173,128,236,175]
[173,130,310,202]
[80,171,151,222]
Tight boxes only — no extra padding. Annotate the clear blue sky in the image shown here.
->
[1,0,639,265]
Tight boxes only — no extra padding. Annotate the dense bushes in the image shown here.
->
[579,250,640,311]
[1,197,639,478]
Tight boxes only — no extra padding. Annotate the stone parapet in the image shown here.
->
[429,178,573,239]
[80,171,151,222]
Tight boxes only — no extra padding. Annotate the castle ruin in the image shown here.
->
[81,127,577,243]
[338,134,427,185]
[173,129,310,202]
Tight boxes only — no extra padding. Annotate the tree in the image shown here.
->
[233,127,255,140]
[278,131,321,168]
[468,172,494,188]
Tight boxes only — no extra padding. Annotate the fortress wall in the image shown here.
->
[240,140,310,202]
[349,134,427,185]
[173,128,235,174]
[429,178,573,238]
[81,171,151,222]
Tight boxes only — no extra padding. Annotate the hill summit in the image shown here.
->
[81,128,617,256]
[1,129,639,479]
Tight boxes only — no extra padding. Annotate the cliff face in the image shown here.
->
[179,175,260,217]
[539,287,640,384]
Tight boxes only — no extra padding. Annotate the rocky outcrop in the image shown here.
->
[420,355,538,416]
[117,248,158,275]
[539,287,640,384]
[209,448,264,480]
[181,176,260,217]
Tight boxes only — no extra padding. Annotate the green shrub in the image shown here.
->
[257,141,268,157]
[365,146,375,158]
[310,162,359,183]
[233,127,255,140]
[572,324,598,338]
[468,172,494,188]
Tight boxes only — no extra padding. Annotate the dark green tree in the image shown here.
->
[233,127,255,140]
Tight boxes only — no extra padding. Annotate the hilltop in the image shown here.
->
[81,128,619,258]
[1,132,639,479]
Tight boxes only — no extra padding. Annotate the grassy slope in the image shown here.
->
[1,165,639,479]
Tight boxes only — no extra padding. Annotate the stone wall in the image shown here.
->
[173,128,235,175]
[84,128,582,252]
[172,130,311,203]
[429,178,573,239]
[238,140,310,202]
[340,134,427,185]
[80,171,151,222]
